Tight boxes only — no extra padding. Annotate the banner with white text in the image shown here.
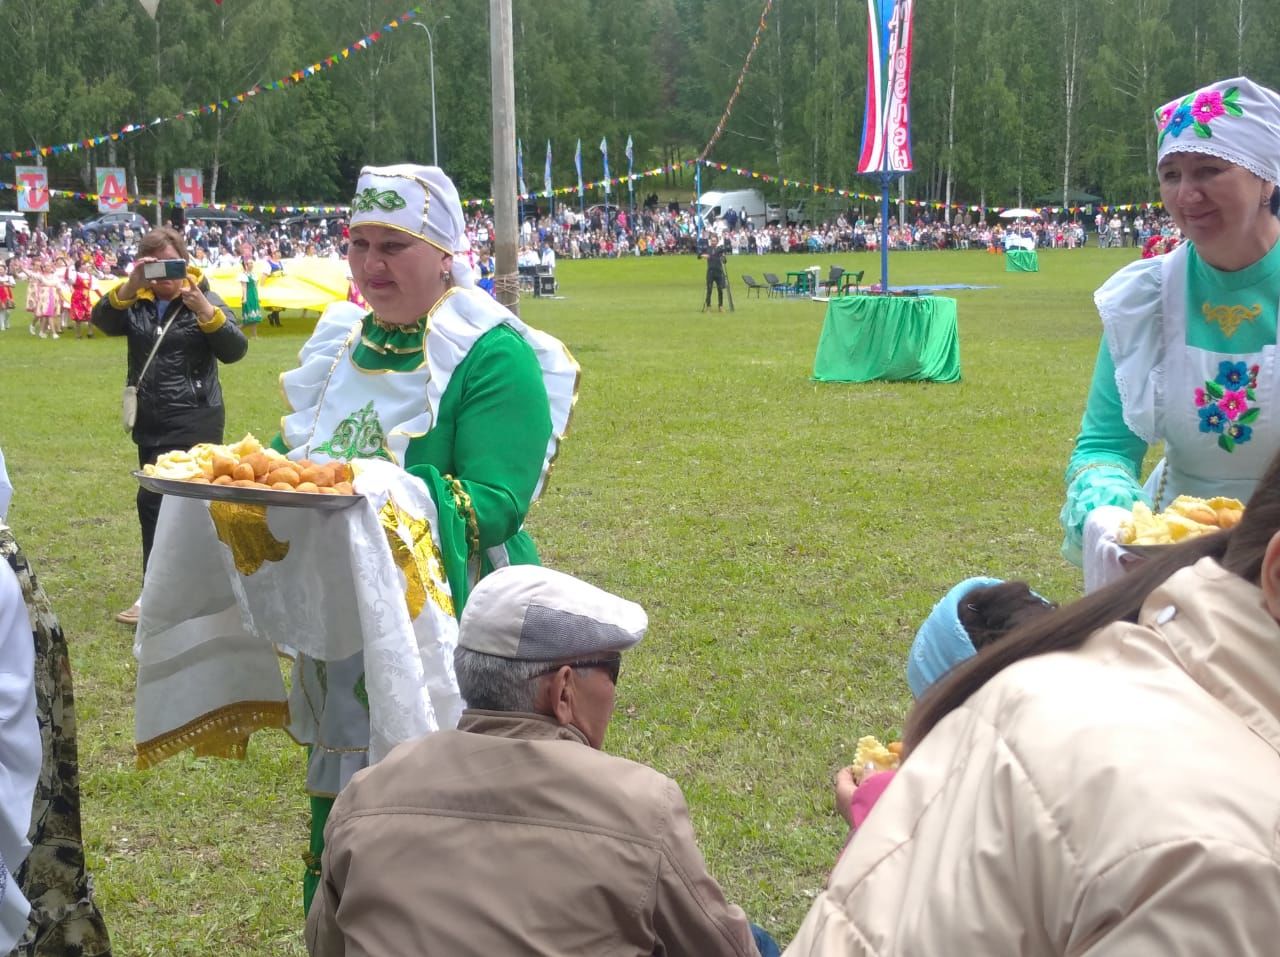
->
[857,0,915,174]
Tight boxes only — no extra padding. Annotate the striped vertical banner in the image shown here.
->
[857,0,915,174]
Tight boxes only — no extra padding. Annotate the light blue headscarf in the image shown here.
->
[906,576,1003,699]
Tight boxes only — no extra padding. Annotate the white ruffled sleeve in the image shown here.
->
[278,302,365,451]
[425,289,578,502]
[1094,249,1177,444]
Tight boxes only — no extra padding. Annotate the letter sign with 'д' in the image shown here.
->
[15,167,49,212]
[97,167,129,213]
[173,168,204,207]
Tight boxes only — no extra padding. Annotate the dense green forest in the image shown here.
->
[2,0,1278,221]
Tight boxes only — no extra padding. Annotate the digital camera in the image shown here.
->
[142,259,188,280]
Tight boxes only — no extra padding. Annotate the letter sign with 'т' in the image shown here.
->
[97,167,129,213]
[15,167,49,212]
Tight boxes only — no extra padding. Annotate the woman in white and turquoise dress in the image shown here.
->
[1062,76,1280,591]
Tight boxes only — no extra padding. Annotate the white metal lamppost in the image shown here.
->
[411,18,448,165]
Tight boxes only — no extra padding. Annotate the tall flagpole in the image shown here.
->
[490,0,518,314]
[626,135,634,236]
[880,170,891,293]
[575,139,585,235]
[517,138,525,235]
[878,7,892,293]
[545,139,554,225]
[695,162,702,242]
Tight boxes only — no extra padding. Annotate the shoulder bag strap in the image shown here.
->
[131,307,180,388]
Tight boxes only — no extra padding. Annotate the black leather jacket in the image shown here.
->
[91,270,247,448]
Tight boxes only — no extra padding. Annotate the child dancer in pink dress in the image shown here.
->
[36,261,61,339]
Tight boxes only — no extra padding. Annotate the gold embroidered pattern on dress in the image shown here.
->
[378,500,455,619]
[1202,302,1262,338]
[135,699,290,768]
[210,502,291,575]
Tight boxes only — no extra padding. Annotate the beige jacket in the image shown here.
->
[306,710,759,957]
[787,558,1280,956]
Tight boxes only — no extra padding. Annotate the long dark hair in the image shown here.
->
[957,581,1056,651]
[905,452,1280,751]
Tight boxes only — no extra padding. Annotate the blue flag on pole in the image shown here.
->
[544,140,553,196]
[574,139,583,198]
[600,137,610,195]
[517,139,527,197]
[857,0,916,173]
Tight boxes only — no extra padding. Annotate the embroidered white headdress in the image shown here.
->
[1155,77,1280,184]
[350,164,477,287]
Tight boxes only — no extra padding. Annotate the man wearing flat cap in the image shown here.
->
[306,565,777,957]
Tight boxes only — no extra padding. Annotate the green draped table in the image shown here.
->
[811,295,961,383]
[1005,249,1039,272]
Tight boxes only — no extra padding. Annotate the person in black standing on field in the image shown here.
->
[91,226,247,626]
[701,239,727,312]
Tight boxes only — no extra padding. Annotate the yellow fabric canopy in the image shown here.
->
[206,258,353,313]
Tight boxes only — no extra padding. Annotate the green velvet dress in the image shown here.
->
[272,291,575,913]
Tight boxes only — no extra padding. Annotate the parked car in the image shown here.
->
[80,210,150,242]
[180,206,260,230]
[585,202,622,227]
[520,201,549,222]
[275,211,335,228]
[766,200,808,226]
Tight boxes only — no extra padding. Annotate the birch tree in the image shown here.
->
[1088,0,1175,195]
[1059,0,1088,211]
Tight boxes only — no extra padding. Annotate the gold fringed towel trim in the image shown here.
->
[136,699,290,769]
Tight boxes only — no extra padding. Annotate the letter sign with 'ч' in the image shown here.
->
[174,169,204,207]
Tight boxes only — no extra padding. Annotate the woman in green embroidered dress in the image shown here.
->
[237,255,263,337]
[1062,76,1280,592]
[269,165,577,913]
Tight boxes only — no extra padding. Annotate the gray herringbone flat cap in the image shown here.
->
[459,565,647,661]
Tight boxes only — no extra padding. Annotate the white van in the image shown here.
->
[695,189,767,229]
[0,211,30,254]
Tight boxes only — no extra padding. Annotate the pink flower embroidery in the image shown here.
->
[1157,106,1175,129]
[1194,387,1208,407]
[1219,389,1249,420]
[1191,90,1226,124]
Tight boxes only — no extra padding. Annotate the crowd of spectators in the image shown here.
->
[0,202,1183,287]
[3,213,353,274]
[464,199,1182,262]
[0,214,358,338]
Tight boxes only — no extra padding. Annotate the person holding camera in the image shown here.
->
[701,238,728,311]
[91,226,247,626]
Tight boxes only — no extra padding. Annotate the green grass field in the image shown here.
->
[0,245,1141,953]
